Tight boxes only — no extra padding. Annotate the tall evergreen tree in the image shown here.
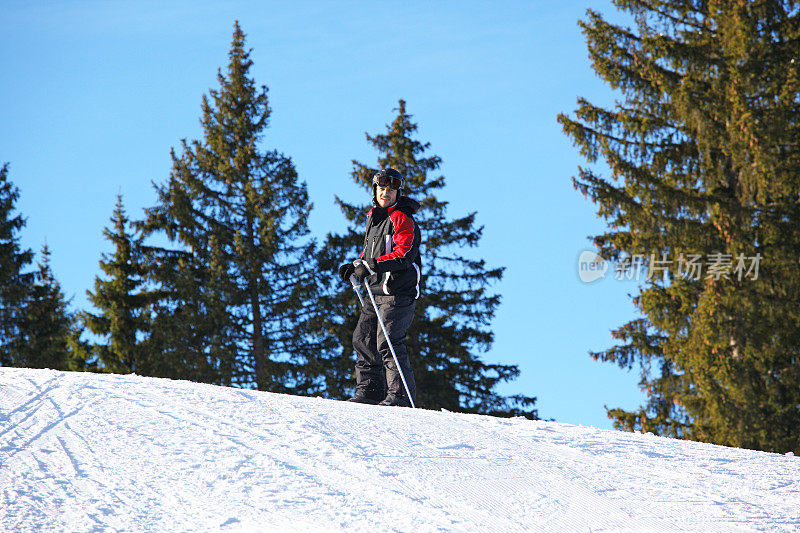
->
[140,22,318,392]
[84,194,151,374]
[559,1,800,452]
[16,245,74,370]
[0,163,34,366]
[316,100,538,417]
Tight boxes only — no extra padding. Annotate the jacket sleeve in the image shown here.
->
[358,209,372,260]
[374,210,420,273]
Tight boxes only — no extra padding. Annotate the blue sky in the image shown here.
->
[1,1,647,428]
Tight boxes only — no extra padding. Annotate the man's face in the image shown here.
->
[376,185,398,207]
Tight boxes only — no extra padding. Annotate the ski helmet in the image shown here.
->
[372,168,404,194]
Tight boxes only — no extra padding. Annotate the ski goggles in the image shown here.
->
[373,171,403,190]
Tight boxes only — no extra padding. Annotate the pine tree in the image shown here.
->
[65,321,98,372]
[140,247,234,383]
[0,163,34,366]
[84,194,151,374]
[559,1,800,452]
[316,100,538,417]
[140,22,318,392]
[16,245,74,370]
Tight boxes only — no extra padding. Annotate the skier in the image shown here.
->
[338,168,421,407]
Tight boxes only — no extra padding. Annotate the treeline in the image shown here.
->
[0,23,537,419]
[560,1,800,453]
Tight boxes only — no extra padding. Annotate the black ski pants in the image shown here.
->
[352,294,417,403]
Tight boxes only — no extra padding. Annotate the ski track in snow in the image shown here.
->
[1,368,799,532]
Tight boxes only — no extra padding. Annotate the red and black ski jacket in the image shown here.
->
[358,196,422,298]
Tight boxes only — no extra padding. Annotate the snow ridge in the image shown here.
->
[1,368,799,532]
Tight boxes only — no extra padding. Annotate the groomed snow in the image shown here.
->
[1,368,799,532]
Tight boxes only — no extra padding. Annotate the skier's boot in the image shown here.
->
[378,394,412,407]
[347,388,382,405]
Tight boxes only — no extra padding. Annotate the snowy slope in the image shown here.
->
[1,368,799,532]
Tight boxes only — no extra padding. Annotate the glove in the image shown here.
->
[338,263,355,282]
[352,259,377,283]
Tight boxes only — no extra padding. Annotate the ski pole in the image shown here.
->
[349,274,365,307]
[362,278,416,409]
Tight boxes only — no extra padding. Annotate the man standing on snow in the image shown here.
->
[338,168,421,407]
